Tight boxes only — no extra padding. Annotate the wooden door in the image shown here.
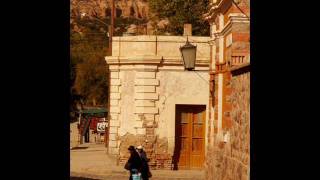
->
[175,105,206,169]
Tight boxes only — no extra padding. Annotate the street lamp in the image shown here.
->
[180,37,197,71]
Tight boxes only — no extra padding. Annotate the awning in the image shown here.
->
[77,108,108,117]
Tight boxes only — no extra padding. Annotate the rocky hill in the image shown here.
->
[70,0,167,35]
[71,0,150,20]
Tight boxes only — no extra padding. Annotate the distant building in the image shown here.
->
[70,106,108,148]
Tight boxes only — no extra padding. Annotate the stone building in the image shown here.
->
[204,0,250,179]
[105,33,211,170]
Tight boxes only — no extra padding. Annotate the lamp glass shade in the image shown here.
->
[180,42,197,70]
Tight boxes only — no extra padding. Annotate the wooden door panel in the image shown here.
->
[180,124,189,137]
[178,137,190,168]
[192,124,204,138]
[178,110,191,169]
[190,107,205,169]
[175,105,206,170]
[192,138,204,152]
[190,154,203,168]
[181,137,190,151]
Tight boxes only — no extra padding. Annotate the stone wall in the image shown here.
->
[205,0,250,179]
[206,65,249,180]
[118,133,172,170]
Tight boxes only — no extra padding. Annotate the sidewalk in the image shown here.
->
[70,143,205,180]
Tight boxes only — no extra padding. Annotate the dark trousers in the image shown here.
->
[141,173,149,180]
[129,171,132,180]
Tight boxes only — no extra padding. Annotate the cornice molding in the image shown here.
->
[212,15,250,38]
[204,0,232,22]
[208,39,216,46]
[106,55,210,67]
[230,62,250,72]
[105,55,162,65]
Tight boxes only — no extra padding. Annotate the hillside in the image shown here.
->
[70,0,168,35]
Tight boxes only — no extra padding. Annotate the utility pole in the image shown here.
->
[106,0,115,151]
[108,0,115,56]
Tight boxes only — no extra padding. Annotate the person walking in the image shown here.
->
[125,146,143,180]
[136,145,152,180]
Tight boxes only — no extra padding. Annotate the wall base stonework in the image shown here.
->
[209,142,249,180]
[118,133,173,170]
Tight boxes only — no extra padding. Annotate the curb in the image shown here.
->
[71,171,205,180]
[71,171,128,179]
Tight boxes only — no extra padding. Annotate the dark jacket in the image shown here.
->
[139,150,150,180]
[127,151,143,171]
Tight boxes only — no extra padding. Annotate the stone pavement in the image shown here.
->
[70,143,205,180]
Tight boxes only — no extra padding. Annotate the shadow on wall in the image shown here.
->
[172,109,181,170]
[70,147,89,150]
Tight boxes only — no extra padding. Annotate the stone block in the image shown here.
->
[134,121,144,128]
[146,128,154,135]
[110,86,119,93]
[135,107,158,114]
[110,72,119,79]
[110,93,121,100]
[109,140,118,148]
[135,79,159,86]
[136,72,156,79]
[135,100,155,107]
[110,113,118,120]
[136,128,146,135]
[145,135,156,143]
[109,147,119,155]
[134,114,155,121]
[110,120,120,127]
[134,93,158,100]
[110,100,119,106]
[110,106,121,113]
[226,33,232,47]
[145,120,155,128]
[109,127,118,134]
[108,65,120,71]
[135,86,156,93]
[109,133,117,141]
[232,23,250,33]
[110,79,121,86]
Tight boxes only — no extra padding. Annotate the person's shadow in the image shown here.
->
[172,139,181,170]
[172,112,182,170]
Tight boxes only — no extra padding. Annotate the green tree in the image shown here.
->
[149,0,210,36]
[70,23,109,110]
[70,14,148,118]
